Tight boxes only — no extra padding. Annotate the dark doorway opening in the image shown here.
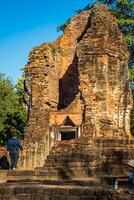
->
[60,131,76,140]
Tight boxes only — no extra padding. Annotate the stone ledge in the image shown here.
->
[0,183,134,200]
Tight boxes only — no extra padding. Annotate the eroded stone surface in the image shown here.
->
[0,184,134,200]
[18,5,133,173]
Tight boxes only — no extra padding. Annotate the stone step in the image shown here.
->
[44,162,89,168]
[1,168,128,185]
[45,158,91,164]
[44,158,100,168]
[7,177,101,185]
[50,147,91,153]
[47,154,94,160]
[4,168,99,182]
[42,166,102,178]
[0,181,133,200]
[39,137,102,180]
[0,170,59,183]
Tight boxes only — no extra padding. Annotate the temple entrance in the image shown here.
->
[60,131,76,140]
[56,127,78,141]
[59,128,77,141]
[57,116,78,141]
[50,115,81,143]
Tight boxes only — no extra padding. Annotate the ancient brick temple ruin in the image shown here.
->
[21,5,133,179]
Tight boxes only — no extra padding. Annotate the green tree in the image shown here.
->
[57,18,71,32]
[0,73,27,145]
[129,68,134,81]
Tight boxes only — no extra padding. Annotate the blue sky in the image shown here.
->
[0,0,91,84]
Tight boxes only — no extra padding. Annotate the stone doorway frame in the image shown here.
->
[49,125,81,149]
[56,126,78,141]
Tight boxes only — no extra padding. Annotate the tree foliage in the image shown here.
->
[0,73,27,145]
[57,19,71,32]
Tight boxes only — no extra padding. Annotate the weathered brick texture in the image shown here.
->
[19,5,133,173]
